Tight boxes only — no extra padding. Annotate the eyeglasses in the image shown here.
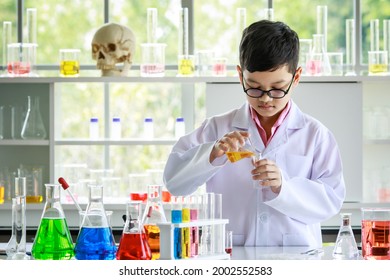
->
[242,72,296,99]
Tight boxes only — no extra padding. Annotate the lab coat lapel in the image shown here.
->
[263,101,306,155]
[231,102,265,154]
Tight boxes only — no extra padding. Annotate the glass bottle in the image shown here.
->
[21,95,47,140]
[74,184,117,260]
[141,184,167,260]
[31,184,74,260]
[8,177,30,260]
[332,212,359,260]
[116,201,152,260]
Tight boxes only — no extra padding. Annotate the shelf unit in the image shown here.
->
[1,73,390,228]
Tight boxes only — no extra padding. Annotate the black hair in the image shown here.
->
[239,20,299,74]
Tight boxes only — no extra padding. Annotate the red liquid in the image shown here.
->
[162,190,171,202]
[225,247,232,256]
[361,219,390,260]
[130,192,148,202]
[116,232,152,260]
[8,62,31,75]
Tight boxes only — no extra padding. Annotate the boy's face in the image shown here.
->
[237,65,301,121]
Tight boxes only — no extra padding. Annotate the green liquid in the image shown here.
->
[31,217,75,260]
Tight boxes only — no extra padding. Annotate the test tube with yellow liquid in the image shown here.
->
[59,49,80,77]
[181,196,191,259]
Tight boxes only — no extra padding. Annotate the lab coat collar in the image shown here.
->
[232,101,306,154]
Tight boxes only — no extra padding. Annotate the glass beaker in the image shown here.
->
[141,184,168,260]
[140,43,166,77]
[74,184,117,260]
[361,208,390,260]
[116,201,152,260]
[31,184,74,260]
[7,43,37,77]
[21,95,47,140]
[332,213,359,260]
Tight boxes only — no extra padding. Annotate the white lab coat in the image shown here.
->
[163,100,345,247]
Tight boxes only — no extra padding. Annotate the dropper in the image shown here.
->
[58,177,83,213]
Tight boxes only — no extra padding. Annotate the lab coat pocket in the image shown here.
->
[284,154,311,178]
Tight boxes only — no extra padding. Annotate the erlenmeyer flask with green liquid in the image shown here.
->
[31,183,74,260]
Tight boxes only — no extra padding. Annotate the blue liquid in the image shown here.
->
[171,210,182,223]
[173,227,181,259]
[74,227,117,260]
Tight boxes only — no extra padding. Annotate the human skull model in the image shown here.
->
[92,23,136,77]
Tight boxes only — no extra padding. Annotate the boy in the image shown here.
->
[163,20,345,247]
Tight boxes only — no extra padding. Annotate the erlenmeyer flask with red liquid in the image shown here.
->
[116,201,152,260]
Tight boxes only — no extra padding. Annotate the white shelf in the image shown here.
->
[55,138,177,145]
[0,139,50,146]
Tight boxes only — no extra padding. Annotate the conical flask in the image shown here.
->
[141,185,167,260]
[21,95,47,140]
[31,184,74,260]
[74,184,117,260]
[116,201,152,260]
[332,212,359,260]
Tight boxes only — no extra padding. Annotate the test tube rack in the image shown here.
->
[158,219,230,260]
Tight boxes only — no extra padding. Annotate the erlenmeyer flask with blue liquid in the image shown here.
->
[74,184,117,260]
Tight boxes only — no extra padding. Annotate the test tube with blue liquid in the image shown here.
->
[171,195,182,259]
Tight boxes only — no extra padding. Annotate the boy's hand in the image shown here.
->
[210,131,249,162]
[252,158,282,194]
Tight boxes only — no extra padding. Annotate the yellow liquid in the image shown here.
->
[226,150,255,163]
[178,58,194,76]
[60,60,80,76]
[0,186,4,204]
[26,195,43,203]
[181,227,191,259]
[369,64,388,74]
[144,224,160,260]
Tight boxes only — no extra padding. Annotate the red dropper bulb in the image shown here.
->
[58,177,70,190]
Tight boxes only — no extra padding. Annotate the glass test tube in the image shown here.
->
[200,192,214,255]
[213,193,224,254]
[370,19,380,52]
[147,8,158,43]
[2,21,12,71]
[12,177,30,260]
[384,20,390,65]
[262,8,274,21]
[345,19,356,75]
[171,196,182,259]
[236,8,246,65]
[316,5,328,52]
[26,8,37,44]
[190,195,199,257]
[181,196,191,259]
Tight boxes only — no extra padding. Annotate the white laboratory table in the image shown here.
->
[0,243,363,260]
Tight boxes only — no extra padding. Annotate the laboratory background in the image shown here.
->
[0,0,390,261]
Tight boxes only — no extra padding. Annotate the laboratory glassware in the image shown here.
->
[2,21,12,74]
[141,184,167,260]
[31,184,74,260]
[74,184,117,260]
[361,208,390,260]
[181,196,191,258]
[116,201,152,260]
[226,137,258,163]
[332,213,359,260]
[345,19,356,76]
[8,177,30,260]
[147,8,158,44]
[171,195,182,259]
[190,195,199,257]
[21,95,47,139]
